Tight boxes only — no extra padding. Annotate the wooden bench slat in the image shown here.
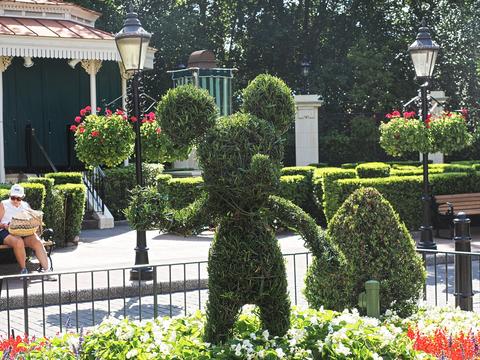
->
[436,194,480,200]
[438,203,480,209]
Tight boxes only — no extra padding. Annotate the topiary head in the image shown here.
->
[241,74,295,136]
[197,113,282,213]
[157,84,218,150]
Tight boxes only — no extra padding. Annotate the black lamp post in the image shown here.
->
[115,5,154,280]
[408,19,440,250]
[301,57,311,94]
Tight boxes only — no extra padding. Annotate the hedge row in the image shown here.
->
[324,172,480,229]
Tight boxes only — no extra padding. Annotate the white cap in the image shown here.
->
[9,184,25,198]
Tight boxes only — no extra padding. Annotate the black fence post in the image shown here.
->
[453,212,473,311]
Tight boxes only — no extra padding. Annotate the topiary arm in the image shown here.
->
[159,193,214,236]
[266,195,335,260]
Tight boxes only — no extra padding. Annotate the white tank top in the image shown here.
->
[1,199,31,225]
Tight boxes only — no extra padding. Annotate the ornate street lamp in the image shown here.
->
[301,57,311,94]
[408,19,440,250]
[115,5,153,280]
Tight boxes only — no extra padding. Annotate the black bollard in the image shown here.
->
[453,212,473,311]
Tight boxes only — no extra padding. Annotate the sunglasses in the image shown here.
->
[10,196,23,201]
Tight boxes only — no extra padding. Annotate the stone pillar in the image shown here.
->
[0,56,12,183]
[420,90,448,164]
[81,60,102,115]
[294,95,323,166]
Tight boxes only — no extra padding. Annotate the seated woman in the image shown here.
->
[0,184,50,275]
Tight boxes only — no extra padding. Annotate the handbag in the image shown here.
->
[9,209,43,237]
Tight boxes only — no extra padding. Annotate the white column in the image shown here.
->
[81,60,102,115]
[294,95,323,166]
[0,56,12,183]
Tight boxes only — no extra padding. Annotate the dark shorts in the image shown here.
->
[0,229,10,245]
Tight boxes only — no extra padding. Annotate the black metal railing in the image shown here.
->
[0,253,311,337]
[25,125,57,173]
[1,249,479,338]
[82,166,105,214]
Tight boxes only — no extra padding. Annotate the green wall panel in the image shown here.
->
[3,58,120,169]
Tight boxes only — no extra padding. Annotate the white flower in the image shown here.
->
[249,332,257,340]
[140,333,150,342]
[335,343,351,356]
[275,348,285,358]
[262,330,270,340]
[126,349,138,359]
[372,353,383,360]
[66,336,79,351]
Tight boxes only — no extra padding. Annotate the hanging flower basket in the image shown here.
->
[379,111,430,157]
[140,112,191,163]
[429,111,473,154]
[379,110,472,157]
[71,107,135,168]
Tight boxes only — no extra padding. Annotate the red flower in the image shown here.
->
[80,109,87,116]
[91,130,100,137]
[147,112,156,121]
[70,125,77,132]
[141,118,148,123]
[105,109,112,116]
[385,113,392,119]
[130,116,138,122]
[461,108,469,117]
[96,107,101,112]
[391,110,401,117]
[74,116,82,123]
[79,127,85,134]
[403,111,416,119]
[156,127,161,134]
[85,105,92,112]
[116,109,124,115]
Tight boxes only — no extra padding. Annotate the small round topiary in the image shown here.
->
[305,187,425,317]
[157,84,218,148]
[241,74,295,135]
[355,162,391,178]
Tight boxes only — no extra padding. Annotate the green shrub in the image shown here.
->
[167,177,205,209]
[474,164,480,171]
[19,182,46,211]
[355,162,391,178]
[158,84,218,148]
[26,177,58,232]
[102,164,164,219]
[320,168,357,221]
[305,187,425,316]
[319,131,352,165]
[241,74,295,135]
[340,163,358,169]
[307,163,329,168]
[324,172,480,229]
[124,186,169,230]
[278,175,309,209]
[45,172,83,185]
[49,190,66,246]
[280,166,316,181]
[156,174,173,192]
[0,189,8,200]
[54,184,86,243]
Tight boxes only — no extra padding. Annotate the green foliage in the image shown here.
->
[241,74,295,135]
[280,166,316,181]
[19,182,45,211]
[380,117,430,157]
[157,84,218,149]
[45,172,83,185]
[319,130,352,165]
[320,169,357,221]
[305,188,425,317]
[102,164,164,219]
[205,215,290,343]
[124,186,169,231]
[429,113,473,154]
[49,190,66,247]
[26,177,56,229]
[140,120,191,163]
[73,112,135,168]
[278,175,309,210]
[156,174,173,192]
[16,307,424,360]
[355,162,391,178]
[54,184,86,243]
[167,177,204,209]
[197,113,282,213]
[350,116,381,162]
[324,172,480,229]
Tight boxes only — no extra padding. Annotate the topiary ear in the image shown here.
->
[157,84,218,149]
[241,74,295,135]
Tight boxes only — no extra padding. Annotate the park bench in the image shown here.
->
[433,193,480,238]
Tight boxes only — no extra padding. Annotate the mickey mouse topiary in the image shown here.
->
[153,74,331,343]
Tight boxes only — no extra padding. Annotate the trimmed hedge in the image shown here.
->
[355,162,391,178]
[27,177,55,226]
[167,177,204,209]
[45,172,83,185]
[280,166,316,181]
[324,172,480,229]
[54,184,86,244]
[279,175,309,209]
[102,164,164,219]
[319,169,357,221]
[19,182,46,211]
[156,174,173,192]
